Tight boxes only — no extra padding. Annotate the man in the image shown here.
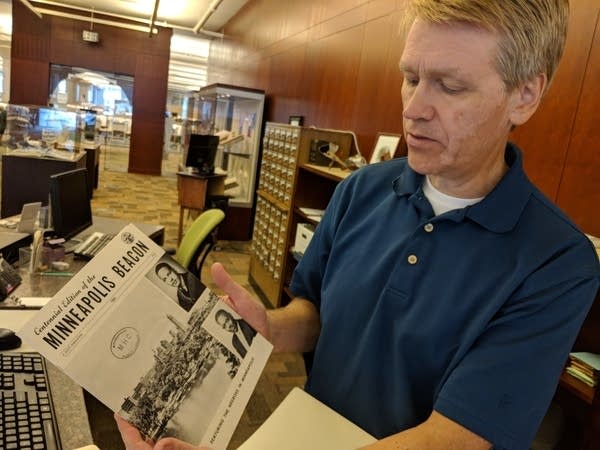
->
[155,261,203,312]
[0,105,6,137]
[215,308,257,358]
[117,1,599,449]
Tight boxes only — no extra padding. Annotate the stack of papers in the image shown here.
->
[238,387,375,450]
[299,207,325,223]
[566,352,600,387]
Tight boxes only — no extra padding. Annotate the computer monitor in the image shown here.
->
[49,168,93,240]
[80,109,97,140]
[185,134,219,175]
[31,107,77,147]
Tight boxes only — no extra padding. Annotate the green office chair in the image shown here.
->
[174,208,225,280]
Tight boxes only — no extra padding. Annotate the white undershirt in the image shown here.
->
[422,176,484,215]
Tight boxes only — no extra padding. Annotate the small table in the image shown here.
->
[176,172,226,244]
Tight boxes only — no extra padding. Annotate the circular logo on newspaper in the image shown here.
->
[121,232,135,244]
[110,327,140,359]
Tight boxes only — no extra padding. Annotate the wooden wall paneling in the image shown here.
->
[49,15,76,42]
[312,26,365,129]
[556,9,600,236]
[128,118,165,175]
[129,53,170,175]
[316,3,368,41]
[351,10,404,160]
[282,0,319,37]
[268,45,308,122]
[10,0,50,105]
[259,0,288,48]
[11,0,171,175]
[222,2,259,48]
[367,0,398,21]
[298,39,326,126]
[320,0,369,25]
[9,58,48,105]
[220,49,259,89]
[510,0,599,201]
[12,0,49,38]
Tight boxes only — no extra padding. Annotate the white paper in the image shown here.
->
[19,297,52,307]
[18,224,272,449]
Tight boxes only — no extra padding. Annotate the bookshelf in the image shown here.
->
[249,123,353,307]
[555,289,600,448]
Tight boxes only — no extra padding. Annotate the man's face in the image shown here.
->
[216,311,238,333]
[400,19,518,195]
[157,266,180,288]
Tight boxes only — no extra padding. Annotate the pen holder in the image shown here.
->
[42,243,66,265]
[18,247,31,268]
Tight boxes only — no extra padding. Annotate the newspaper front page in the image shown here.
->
[18,224,273,450]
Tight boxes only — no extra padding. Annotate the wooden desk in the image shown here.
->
[0,306,95,449]
[1,259,94,450]
[176,172,226,244]
[89,216,164,246]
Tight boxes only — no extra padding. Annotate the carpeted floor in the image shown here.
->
[86,164,306,449]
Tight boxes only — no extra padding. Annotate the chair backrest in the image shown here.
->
[175,208,225,279]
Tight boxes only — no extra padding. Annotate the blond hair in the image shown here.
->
[400,0,569,91]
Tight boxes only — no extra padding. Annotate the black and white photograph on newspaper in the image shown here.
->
[18,224,273,450]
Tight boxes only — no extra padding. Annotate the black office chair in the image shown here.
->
[173,208,225,280]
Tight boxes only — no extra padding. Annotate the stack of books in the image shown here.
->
[566,352,600,387]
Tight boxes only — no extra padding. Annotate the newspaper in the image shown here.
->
[18,224,273,450]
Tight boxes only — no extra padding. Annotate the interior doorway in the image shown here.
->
[49,64,134,173]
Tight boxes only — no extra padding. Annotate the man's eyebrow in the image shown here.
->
[399,62,467,80]
[398,61,412,73]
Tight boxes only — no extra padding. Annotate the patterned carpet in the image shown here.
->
[88,167,307,449]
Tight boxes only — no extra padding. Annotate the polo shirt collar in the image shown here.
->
[392,143,533,233]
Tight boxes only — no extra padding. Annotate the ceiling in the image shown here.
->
[25,0,250,35]
[0,0,251,92]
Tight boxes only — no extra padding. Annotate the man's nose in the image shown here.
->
[403,83,435,121]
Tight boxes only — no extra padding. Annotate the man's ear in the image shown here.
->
[509,73,547,127]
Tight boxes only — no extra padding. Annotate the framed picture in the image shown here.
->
[289,115,304,126]
[369,133,402,164]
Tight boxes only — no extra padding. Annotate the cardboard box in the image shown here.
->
[294,223,315,255]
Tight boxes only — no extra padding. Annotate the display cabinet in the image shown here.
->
[192,84,265,240]
[249,123,301,305]
[249,122,354,307]
[195,84,265,208]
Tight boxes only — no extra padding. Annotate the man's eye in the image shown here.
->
[404,77,418,87]
[440,82,464,94]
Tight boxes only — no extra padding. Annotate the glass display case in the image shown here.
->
[193,84,265,209]
[1,104,80,156]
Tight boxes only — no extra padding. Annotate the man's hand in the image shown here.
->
[210,262,270,339]
[114,414,211,450]
[212,262,320,353]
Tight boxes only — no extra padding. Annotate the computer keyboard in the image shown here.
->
[73,231,113,260]
[0,352,62,450]
[0,257,22,300]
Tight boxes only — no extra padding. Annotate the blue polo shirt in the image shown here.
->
[290,143,599,449]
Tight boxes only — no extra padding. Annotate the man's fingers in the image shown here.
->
[211,262,269,338]
[210,262,249,306]
[114,413,152,450]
